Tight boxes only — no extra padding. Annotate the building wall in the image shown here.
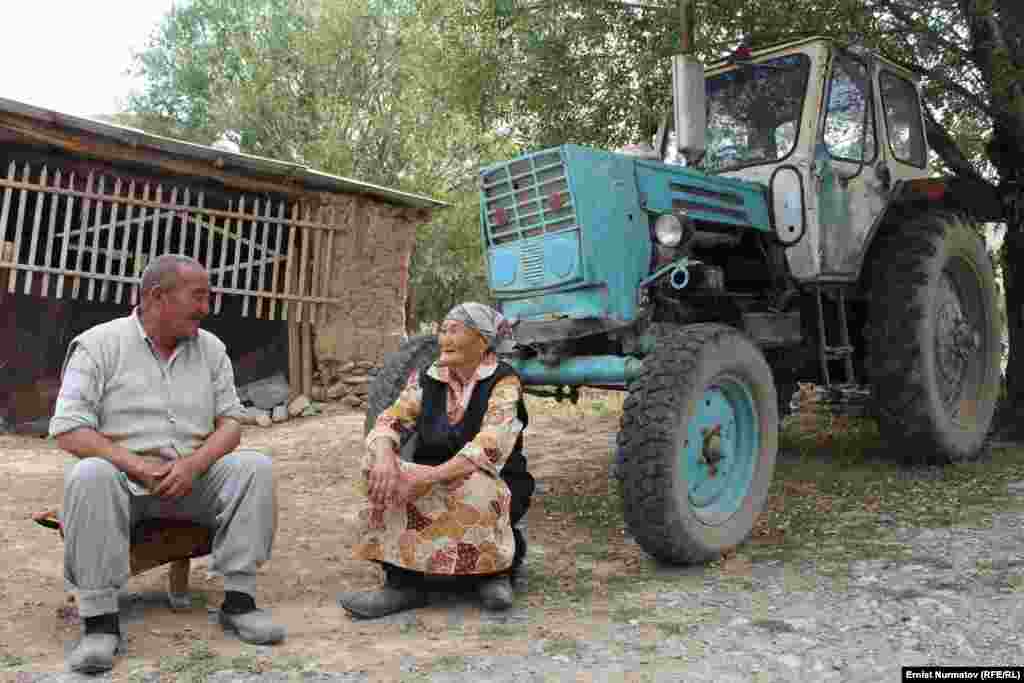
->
[314,192,429,368]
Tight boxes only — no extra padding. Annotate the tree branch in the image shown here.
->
[923,105,989,185]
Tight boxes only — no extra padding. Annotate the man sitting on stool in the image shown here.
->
[49,254,285,674]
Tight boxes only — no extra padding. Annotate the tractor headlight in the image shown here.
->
[654,214,684,247]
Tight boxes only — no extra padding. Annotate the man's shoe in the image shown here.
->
[477,575,514,611]
[337,586,428,619]
[67,633,119,674]
[219,609,286,644]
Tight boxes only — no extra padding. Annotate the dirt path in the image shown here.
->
[2,405,1024,681]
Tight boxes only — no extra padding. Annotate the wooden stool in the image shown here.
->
[33,510,213,609]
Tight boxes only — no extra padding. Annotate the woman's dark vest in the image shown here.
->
[413,362,534,524]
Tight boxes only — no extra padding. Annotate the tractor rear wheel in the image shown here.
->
[619,323,778,564]
[866,211,1000,464]
[363,335,439,437]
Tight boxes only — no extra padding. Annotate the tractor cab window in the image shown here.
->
[662,53,810,172]
[880,71,927,167]
[823,54,877,163]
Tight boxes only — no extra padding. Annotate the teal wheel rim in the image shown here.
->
[682,374,759,525]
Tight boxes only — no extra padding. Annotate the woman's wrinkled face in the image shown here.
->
[438,319,488,371]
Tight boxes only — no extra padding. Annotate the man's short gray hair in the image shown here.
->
[140,254,205,297]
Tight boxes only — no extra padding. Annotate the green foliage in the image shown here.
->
[127,0,514,329]
[408,192,491,327]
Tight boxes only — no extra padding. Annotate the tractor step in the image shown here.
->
[789,383,873,419]
[824,345,854,360]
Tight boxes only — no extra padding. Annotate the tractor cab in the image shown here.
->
[664,37,931,282]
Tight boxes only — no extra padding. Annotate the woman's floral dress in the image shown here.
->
[352,354,525,575]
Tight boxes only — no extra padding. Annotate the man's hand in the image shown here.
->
[367,445,401,507]
[134,457,173,492]
[151,458,200,499]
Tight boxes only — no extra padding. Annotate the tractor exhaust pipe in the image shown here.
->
[673,0,705,166]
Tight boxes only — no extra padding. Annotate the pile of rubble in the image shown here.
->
[311,359,378,407]
[235,361,379,428]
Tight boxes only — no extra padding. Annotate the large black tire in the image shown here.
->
[866,211,1000,464]
[619,323,778,564]
[363,335,439,437]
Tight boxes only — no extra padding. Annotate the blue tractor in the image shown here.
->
[367,36,1002,564]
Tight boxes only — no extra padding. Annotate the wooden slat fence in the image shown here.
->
[0,161,339,323]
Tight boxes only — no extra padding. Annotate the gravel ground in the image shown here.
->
[16,499,1024,683]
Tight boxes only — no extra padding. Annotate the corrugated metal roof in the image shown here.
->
[0,96,447,210]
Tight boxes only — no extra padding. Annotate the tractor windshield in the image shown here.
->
[663,53,812,173]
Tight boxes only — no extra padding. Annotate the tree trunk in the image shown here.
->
[999,225,1024,437]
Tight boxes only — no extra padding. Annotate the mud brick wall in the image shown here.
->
[313,192,431,367]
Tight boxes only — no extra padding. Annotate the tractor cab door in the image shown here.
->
[811,49,890,278]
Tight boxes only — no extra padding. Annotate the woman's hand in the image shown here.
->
[392,468,431,505]
[367,442,401,506]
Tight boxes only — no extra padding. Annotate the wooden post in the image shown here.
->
[24,165,48,297]
[167,559,190,600]
[131,182,152,307]
[266,201,286,322]
[99,177,122,302]
[320,204,337,327]
[55,172,75,300]
[114,180,136,305]
[8,163,31,294]
[302,322,313,399]
[215,199,233,315]
[40,169,61,297]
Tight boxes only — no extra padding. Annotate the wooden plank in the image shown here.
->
[23,166,48,296]
[310,208,323,326]
[228,196,246,308]
[0,167,345,238]
[0,113,325,201]
[320,205,336,326]
[99,177,123,302]
[193,192,205,263]
[254,199,275,320]
[267,201,286,322]
[214,199,233,315]
[71,172,95,300]
[0,162,15,267]
[149,184,164,265]
[10,263,158,285]
[115,180,136,305]
[131,182,152,306]
[162,186,178,256]
[40,169,63,297]
[178,188,191,255]
[296,204,312,324]
[203,190,217,285]
[55,172,76,300]
[8,163,32,294]
[281,203,299,321]
[0,260,341,302]
[242,198,267,318]
[86,175,108,301]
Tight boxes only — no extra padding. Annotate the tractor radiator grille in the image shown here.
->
[481,149,576,246]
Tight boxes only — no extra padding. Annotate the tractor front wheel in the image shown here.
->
[619,323,778,564]
[363,335,439,437]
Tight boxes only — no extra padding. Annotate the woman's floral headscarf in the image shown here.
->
[444,302,513,350]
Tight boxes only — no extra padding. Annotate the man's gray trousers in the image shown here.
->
[62,450,277,618]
